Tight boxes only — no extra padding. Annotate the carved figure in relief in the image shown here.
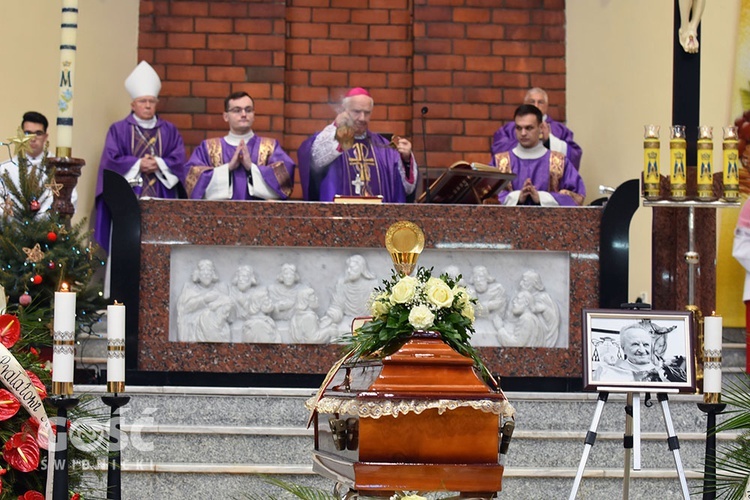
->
[320,255,377,337]
[229,265,276,343]
[517,269,561,347]
[290,286,324,343]
[176,259,232,342]
[268,263,304,322]
[495,291,545,347]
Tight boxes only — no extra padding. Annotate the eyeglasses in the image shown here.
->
[134,98,158,105]
[227,107,254,114]
[23,130,46,137]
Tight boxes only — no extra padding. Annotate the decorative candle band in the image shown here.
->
[644,140,659,148]
[55,147,72,159]
[52,381,74,396]
[704,349,722,358]
[703,392,721,404]
[107,381,125,394]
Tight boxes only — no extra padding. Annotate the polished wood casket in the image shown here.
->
[307,332,515,496]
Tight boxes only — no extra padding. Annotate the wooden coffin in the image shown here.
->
[308,332,515,496]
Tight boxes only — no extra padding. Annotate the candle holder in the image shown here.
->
[722,126,740,202]
[47,156,84,221]
[643,125,661,200]
[101,395,130,500]
[669,125,687,201]
[46,396,80,500]
[696,126,715,201]
[697,402,726,500]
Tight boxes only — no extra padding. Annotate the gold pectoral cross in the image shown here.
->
[348,143,375,196]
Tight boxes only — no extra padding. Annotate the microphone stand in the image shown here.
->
[420,106,430,203]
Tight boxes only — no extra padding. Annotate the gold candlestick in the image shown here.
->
[643,125,661,200]
[722,126,740,201]
[696,126,714,201]
[669,125,687,201]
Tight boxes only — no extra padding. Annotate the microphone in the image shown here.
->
[420,106,430,203]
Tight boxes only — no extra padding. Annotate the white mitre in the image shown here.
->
[125,61,162,99]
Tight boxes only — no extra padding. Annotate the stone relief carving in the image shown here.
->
[169,248,569,348]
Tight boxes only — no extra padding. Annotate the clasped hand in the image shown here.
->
[140,154,159,174]
[228,140,253,171]
[518,178,540,204]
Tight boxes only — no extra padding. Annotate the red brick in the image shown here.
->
[140,1,155,16]
[350,40,389,56]
[531,42,565,57]
[285,102,312,119]
[492,9,531,25]
[465,120,498,136]
[155,49,194,65]
[369,57,408,73]
[465,88,503,103]
[271,83,285,100]
[157,112,193,129]
[169,2,208,17]
[139,15,154,32]
[387,105,412,121]
[544,0,565,9]
[155,16,194,33]
[207,66,247,82]
[466,25,506,40]
[426,54,464,71]
[371,25,408,41]
[453,8,490,23]
[452,103,490,119]
[152,0,169,16]
[168,33,206,49]
[414,6,453,22]
[311,104,336,119]
[192,82,231,98]
[237,83,272,99]
[311,39,351,55]
[426,135,454,152]
[502,88,528,105]
[425,87,464,102]
[544,58,566,74]
[195,50,233,66]
[371,88,409,105]
[389,41,414,57]
[505,0,542,7]
[289,86,330,103]
[389,10,412,25]
[387,73,413,88]
[292,54,330,71]
[492,41,530,56]
[286,70,311,86]
[505,25,543,41]
[489,104,517,122]
[166,65,206,81]
[506,57,543,73]
[193,113,228,130]
[140,33,166,49]
[544,26,566,42]
[311,71,350,86]
[208,34,247,50]
[330,24,371,40]
[290,0,331,6]
[453,72,491,87]
[426,119,464,135]
[532,9,565,25]
[531,74,565,90]
[234,52,274,67]
[349,9,388,24]
[430,152,464,167]
[137,48,154,62]
[286,7,312,23]
[413,23,425,38]
[414,71,452,86]
[369,0,408,8]
[350,72,387,88]
[427,23,466,38]
[452,135,490,152]
[235,19,275,34]
[195,18,233,33]
[247,35,285,51]
[246,3,285,19]
[209,3,248,17]
[206,98,226,114]
[491,72,530,88]
[312,8,351,23]
[466,56,504,72]
[160,81,191,96]
[331,56,369,72]
[290,23,330,38]
[453,39,491,55]
[287,39,311,54]
[415,39,452,54]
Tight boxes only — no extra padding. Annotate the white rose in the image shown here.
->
[408,304,435,330]
[453,286,470,307]
[426,277,453,308]
[369,292,390,318]
[462,302,475,322]
[390,275,419,304]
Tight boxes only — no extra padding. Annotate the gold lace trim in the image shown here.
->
[306,396,516,419]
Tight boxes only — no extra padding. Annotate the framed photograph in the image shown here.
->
[582,309,695,392]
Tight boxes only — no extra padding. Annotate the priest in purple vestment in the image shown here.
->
[297,87,418,202]
[184,91,295,200]
[94,61,186,252]
[491,104,585,207]
[492,87,582,171]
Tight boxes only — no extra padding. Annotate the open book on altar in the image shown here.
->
[417,161,516,204]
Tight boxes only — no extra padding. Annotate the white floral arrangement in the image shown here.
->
[344,267,488,377]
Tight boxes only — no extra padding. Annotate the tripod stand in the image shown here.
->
[568,390,690,500]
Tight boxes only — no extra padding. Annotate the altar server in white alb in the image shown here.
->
[94,61,186,252]
[0,111,77,213]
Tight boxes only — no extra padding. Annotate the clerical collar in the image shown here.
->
[512,142,547,160]
[133,114,157,129]
[225,131,255,146]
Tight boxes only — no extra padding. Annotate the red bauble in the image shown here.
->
[29,199,40,212]
[47,232,57,242]
[19,294,31,306]
[31,275,42,285]
[47,261,55,269]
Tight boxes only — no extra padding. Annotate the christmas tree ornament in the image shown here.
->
[31,275,42,285]
[47,231,58,242]
[18,293,31,306]
[22,244,44,263]
[2,196,12,218]
[7,127,33,157]
[44,179,63,197]
[29,198,40,212]
[47,261,56,269]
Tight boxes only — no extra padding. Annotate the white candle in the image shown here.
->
[703,315,723,394]
[52,286,76,395]
[56,0,79,156]
[0,285,6,314]
[107,303,126,393]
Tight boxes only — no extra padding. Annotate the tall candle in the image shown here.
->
[107,303,126,394]
[56,0,79,158]
[703,315,723,397]
[0,285,6,314]
[52,285,76,395]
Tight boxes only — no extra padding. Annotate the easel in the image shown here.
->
[568,388,690,500]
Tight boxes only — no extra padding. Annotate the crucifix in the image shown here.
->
[348,142,375,196]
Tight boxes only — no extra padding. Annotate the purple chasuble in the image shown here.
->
[491,149,586,206]
[184,136,295,200]
[492,117,583,171]
[94,114,186,252]
[298,132,407,202]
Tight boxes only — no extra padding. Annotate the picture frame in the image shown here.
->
[582,309,695,393]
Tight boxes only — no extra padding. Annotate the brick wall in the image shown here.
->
[139,0,566,197]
